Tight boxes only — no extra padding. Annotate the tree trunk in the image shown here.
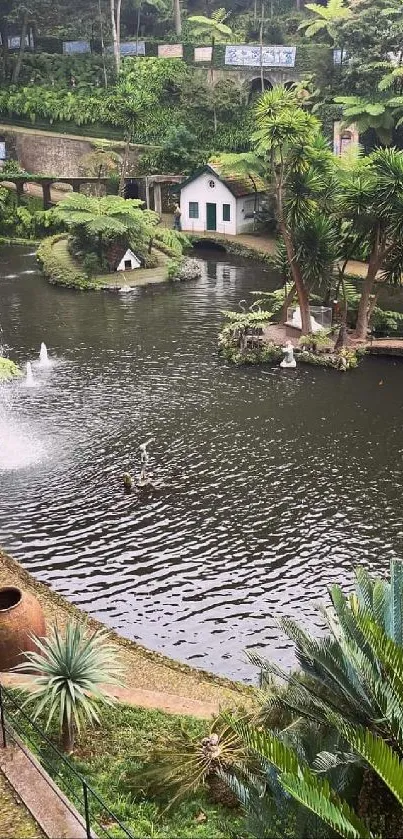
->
[280,282,296,323]
[274,164,311,334]
[260,3,264,92]
[136,3,141,56]
[11,12,29,85]
[354,234,382,340]
[173,0,182,36]
[110,0,122,74]
[211,35,215,85]
[99,0,108,87]
[0,21,9,84]
[61,714,74,753]
[119,135,130,195]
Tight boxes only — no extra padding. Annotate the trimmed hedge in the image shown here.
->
[37,234,99,290]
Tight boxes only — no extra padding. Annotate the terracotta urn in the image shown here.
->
[0,586,46,671]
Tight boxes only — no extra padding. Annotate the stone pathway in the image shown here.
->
[0,737,88,838]
[1,672,218,719]
[0,767,45,839]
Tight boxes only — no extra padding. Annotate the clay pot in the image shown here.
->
[0,586,46,671]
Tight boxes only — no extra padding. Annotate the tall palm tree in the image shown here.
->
[339,148,403,339]
[16,621,124,752]
[252,87,338,334]
[298,0,351,44]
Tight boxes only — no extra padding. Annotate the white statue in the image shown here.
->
[280,341,296,368]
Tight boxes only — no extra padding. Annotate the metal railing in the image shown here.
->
[0,683,136,839]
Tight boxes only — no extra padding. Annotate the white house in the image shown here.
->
[178,165,268,236]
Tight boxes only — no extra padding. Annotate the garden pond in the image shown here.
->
[1,243,403,682]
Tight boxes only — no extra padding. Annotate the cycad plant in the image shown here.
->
[15,621,124,753]
[220,559,403,838]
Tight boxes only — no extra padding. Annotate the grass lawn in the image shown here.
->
[0,770,45,839]
[10,699,246,839]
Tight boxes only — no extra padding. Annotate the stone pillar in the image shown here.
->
[145,177,150,210]
[42,182,52,210]
[154,182,162,215]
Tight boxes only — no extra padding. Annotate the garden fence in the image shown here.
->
[0,682,136,839]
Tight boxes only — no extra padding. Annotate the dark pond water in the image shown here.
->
[1,244,403,682]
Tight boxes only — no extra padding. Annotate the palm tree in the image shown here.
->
[333,94,395,145]
[338,148,403,340]
[15,621,124,752]
[209,152,267,212]
[298,0,351,44]
[188,10,232,84]
[252,87,338,334]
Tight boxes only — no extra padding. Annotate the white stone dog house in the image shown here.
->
[116,248,142,271]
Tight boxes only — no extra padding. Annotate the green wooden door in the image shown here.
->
[206,203,217,231]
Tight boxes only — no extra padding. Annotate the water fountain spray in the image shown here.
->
[25,362,34,387]
[39,343,50,367]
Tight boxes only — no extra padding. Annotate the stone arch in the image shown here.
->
[124,180,139,200]
[248,76,273,103]
[284,80,296,90]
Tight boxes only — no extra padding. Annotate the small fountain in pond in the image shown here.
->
[39,342,50,367]
[25,362,34,387]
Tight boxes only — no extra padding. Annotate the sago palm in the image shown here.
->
[15,621,124,752]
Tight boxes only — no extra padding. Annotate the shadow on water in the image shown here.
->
[1,244,403,682]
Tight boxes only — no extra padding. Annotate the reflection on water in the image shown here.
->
[0,245,403,682]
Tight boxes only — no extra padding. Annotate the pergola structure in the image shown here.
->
[0,174,111,209]
[133,175,185,214]
[0,173,186,213]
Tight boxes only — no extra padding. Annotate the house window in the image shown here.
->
[223,203,231,222]
[124,259,132,269]
[189,201,199,219]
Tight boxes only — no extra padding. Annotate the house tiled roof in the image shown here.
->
[179,165,267,198]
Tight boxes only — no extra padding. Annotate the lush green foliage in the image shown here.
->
[0,357,22,381]
[16,620,124,752]
[37,234,99,289]
[214,559,403,839]
[0,187,60,239]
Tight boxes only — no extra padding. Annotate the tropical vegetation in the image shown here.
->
[15,620,124,752]
[138,559,403,839]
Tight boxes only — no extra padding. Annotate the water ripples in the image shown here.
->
[0,246,403,680]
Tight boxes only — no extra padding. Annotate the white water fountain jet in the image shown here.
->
[25,361,34,387]
[39,342,50,367]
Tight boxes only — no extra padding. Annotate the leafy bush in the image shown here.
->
[37,234,99,290]
[0,357,22,381]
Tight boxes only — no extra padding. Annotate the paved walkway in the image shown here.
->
[0,737,88,838]
[1,672,218,719]
[0,767,45,838]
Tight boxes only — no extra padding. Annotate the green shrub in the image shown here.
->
[0,357,22,381]
[37,235,99,290]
